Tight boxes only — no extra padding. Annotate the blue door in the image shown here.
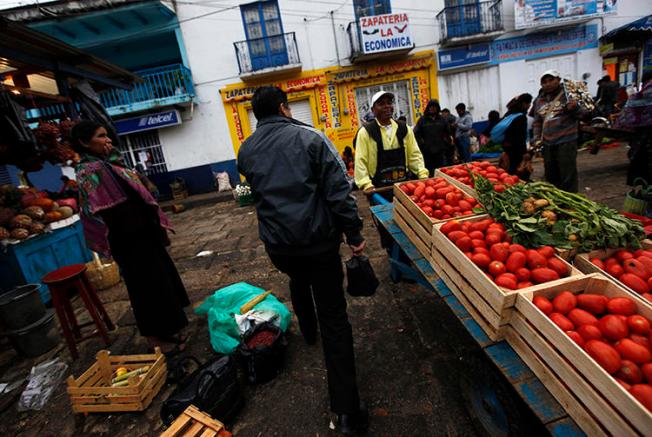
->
[445,0,482,38]
[241,1,288,71]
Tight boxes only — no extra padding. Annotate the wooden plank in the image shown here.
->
[443,294,495,348]
[184,406,225,431]
[394,201,431,249]
[184,422,205,437]
[72,401,143,413]
[515,274,652,434]
[546,417,586,437]
[391,228,424,261]
[72,362,100,387]
[505,328,607,437]
[393,184,434,231]
[370,204,402,235]
[160,414,192,437]
[140,364,167,410]
[393,209,430,259]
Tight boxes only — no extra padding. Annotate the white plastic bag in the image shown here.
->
[17,358,68,411]
[215,172,233,192]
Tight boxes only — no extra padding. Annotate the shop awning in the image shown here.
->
[601,15,652,41]
[0,16,139,90]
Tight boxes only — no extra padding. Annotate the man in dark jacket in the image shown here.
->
[413,99,452,175]
[238,86,367,435]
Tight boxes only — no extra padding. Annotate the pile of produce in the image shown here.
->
[440,217,572,290]
[534,291,652,411]
[439,161,520,192]
[474,176,645,251]
[478,141,503,154]
[0,185,77,241]
[398,178,478,220]
[590,249,652,299]
[34,121,79,165]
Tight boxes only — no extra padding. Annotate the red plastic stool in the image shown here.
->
[43,264,115,359]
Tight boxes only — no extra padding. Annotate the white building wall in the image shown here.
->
[164,0,651,171]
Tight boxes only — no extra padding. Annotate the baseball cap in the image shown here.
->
[370,90,394,107]
[540,69,561,80]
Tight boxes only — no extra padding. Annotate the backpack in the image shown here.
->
[490,113,522,144]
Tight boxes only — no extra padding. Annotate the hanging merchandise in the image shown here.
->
[562,79,596,113]
[0,91,41,171]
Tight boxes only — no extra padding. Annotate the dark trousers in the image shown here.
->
[543,141,578,192]
[268,249,360,414]
[423,151,445,177]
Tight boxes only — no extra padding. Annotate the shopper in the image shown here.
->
[596,75,619,116]
[454,103,474,162]
[354,90,428,197]
[413,99,452,175]
[237,86,367,435]
[502,93,533,174]
[72,120,189,355]
[532,70,589,192]
[441,108,457,164]
[482,110,501,139]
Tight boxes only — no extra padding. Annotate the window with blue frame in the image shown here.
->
[241,0,289,71]
[353,0,391,19]
[445,0,481,37]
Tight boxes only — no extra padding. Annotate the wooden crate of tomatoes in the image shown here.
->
[508,274,652,436]
[434,161,522,198]
[392,177,480,260]
[574,241,652,302]
[431,214,580,340]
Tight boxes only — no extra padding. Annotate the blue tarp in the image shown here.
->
[471,152,502,160]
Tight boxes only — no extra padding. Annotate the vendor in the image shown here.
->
[71,121,190,355]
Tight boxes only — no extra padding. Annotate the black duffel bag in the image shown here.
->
[160,354,243,426]
[238,322,287,384]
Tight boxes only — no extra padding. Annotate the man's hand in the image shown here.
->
[349,240,366,255]
[363,187,376,196]
[566,99,578,111]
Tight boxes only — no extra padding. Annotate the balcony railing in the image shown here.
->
[99,64,195,116]
[437,0,503,43]
[234,32,300,76]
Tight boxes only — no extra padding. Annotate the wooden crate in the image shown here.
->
[511,274,652,435]
[67,348,167,413]
[431,214,582,316]
[392,179,480,259]
[574,239,652,295]
[161,405,231,437]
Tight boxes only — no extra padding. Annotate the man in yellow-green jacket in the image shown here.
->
[354,91,428,199]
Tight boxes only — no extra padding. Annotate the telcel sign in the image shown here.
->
[115,110,182,135]
[360,13,413,55]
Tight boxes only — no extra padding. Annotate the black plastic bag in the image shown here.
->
[238,322,287,384]
[345,255,379,297]
[160,354,242,426]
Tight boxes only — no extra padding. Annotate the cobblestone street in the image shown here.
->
[0,145,632,436]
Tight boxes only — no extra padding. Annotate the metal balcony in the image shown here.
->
[347,20,414,63]
[98,64,195,116]
[234,32,301,80]
[437,0,503,46]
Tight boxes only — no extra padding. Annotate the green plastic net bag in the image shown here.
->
[194,282,291,355]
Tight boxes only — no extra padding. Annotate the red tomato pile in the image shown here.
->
[440,217,571,290]
[440,161,520,192]
[590,249,652,302]
[534,291,652,411]
[399,178,478,220]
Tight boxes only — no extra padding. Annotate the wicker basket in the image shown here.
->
[86,252,121,290]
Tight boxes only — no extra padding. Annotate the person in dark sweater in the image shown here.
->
[413,99,452,175]
[503,93,533,175]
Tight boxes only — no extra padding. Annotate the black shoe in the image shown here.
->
[337,403,368,435]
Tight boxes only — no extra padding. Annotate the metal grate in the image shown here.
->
[354,80,413,125]
[0,165,12,185]
[115,130,168,175]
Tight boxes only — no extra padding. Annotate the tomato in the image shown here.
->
[615,249,634,262]
[517,281,534,289]
[433,210,444,219]
[615,338,652,364]
[468,231,484,240]
[616,379,632,391]
[585,340,622,374]
[424,186,436,198]
[488,261,506,277]
[447,231,467,243]
[637,256,652,276]
[630,334,652,351]
[642,363,652,384]
[414,185,425,198]
[445,191,459,206]
[566,331,585,348]
[531,268,560,284]
[606,263,625,278]
[620,273,651,294]
[537,246,555,258]
[455,237,473,252]
[552,291,577,314]
[515,267,531,282]
[488,222,506,232]
[506,252,527,273]
[490,243,509,263]
[485,232,502,246]
[470,240,486,250]
[607,297,637,316]
[471,253,492,269]
[605,257,620,267]
[470,219,492,233]
[435,187,452,198]
[630,384,652,411]
[495,274,517,290]
[623,259,650,280]
[509,244,527,254]
[549,313,574,331]
[474,247,490,255]
[600,314,630,341]
[628,315,651,335]
[440,220,461,235]
[568,308,599,327]
[547,257,570,277]
[494,184,506,193]
[526,250,547,269]
[590,258,605,270]
[533,296,553,315]
[442,205,454,215]
[578,324,603,342]
[422,206,433,216]
[458,200,472,211]
[616,360,643,384]
[576,294,608,315]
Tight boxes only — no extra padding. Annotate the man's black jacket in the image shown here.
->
[237,115,363,255]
